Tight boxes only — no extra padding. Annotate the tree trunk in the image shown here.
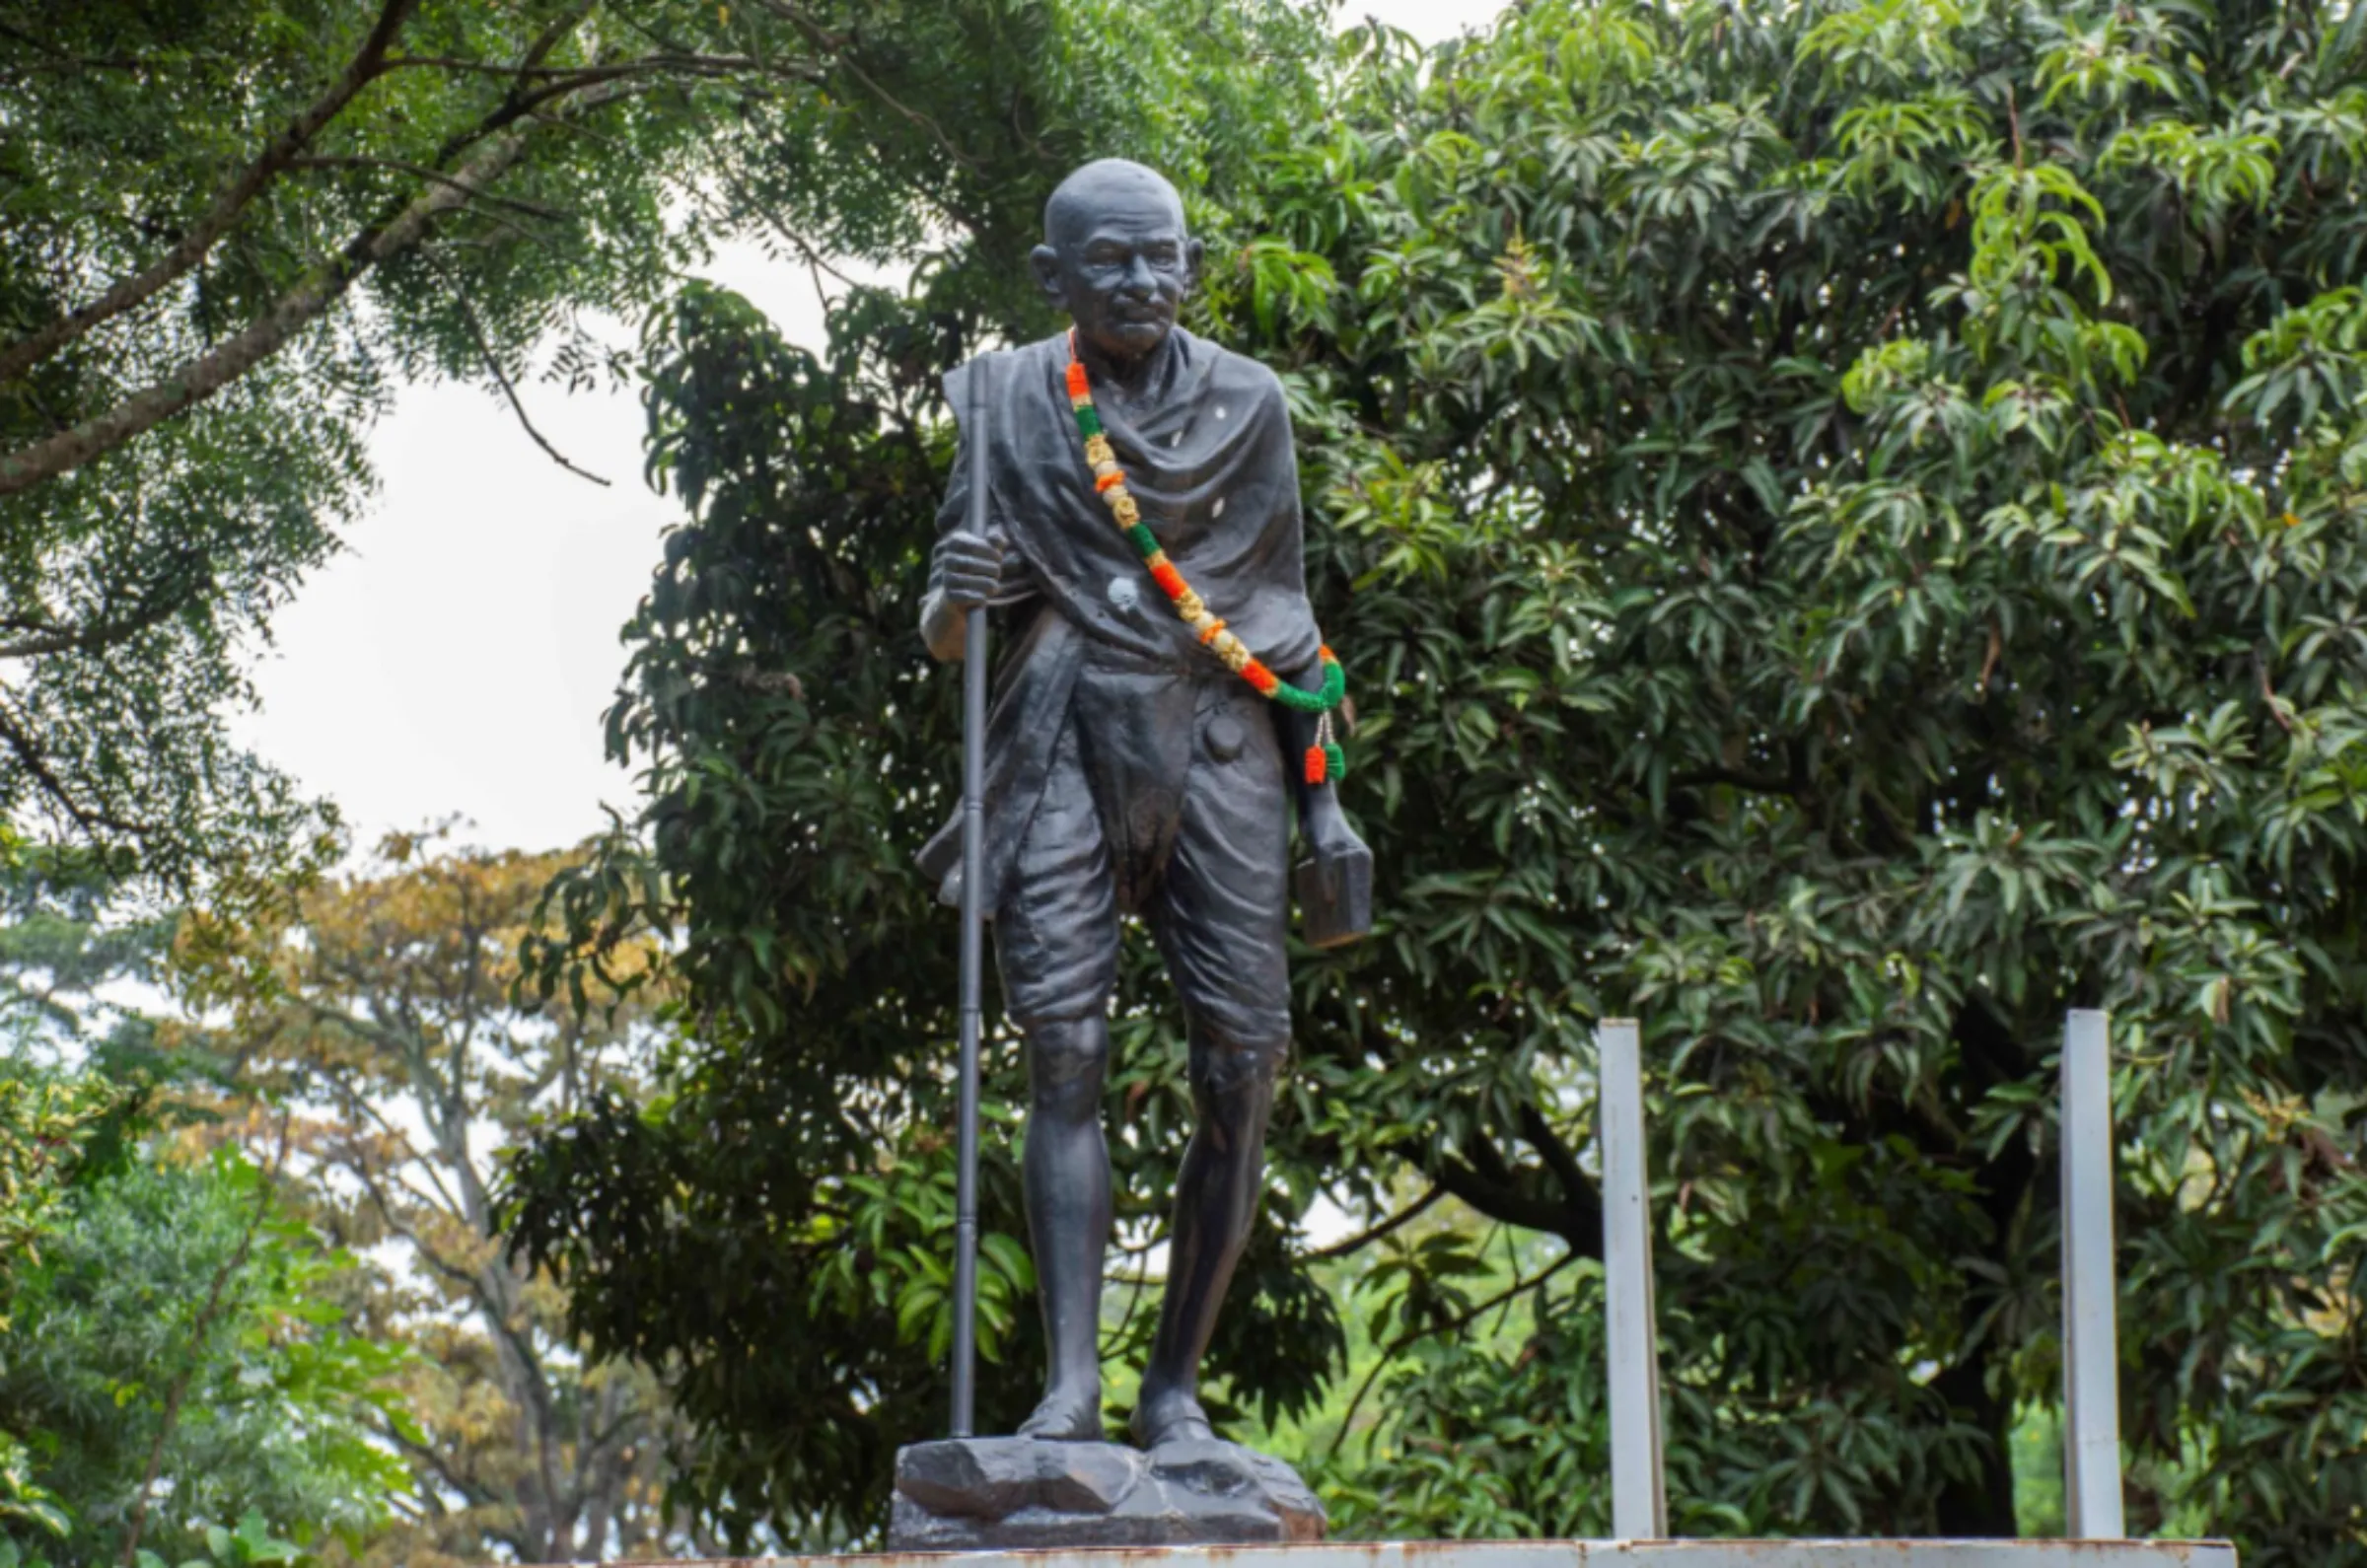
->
[1929,998,2047,1537]
[1930,1346,2022,1535]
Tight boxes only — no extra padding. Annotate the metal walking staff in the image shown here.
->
[949,351,993,1439]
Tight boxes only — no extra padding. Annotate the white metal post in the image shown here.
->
[2061,1008,2125,1538]
[1599,1018,1667,1539]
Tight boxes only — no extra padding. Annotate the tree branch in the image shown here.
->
[0,696,154,838]
[341,1148,494,1300]
[384,1420,500,1511]
[290,155,580,222]
[385,50,822,87]
[1433,1129,1605,1258]
[435,269,610,486]
[0,551,212,661]
[1434,1154,1575,1240]
[742,0,984,177]
[0,80,647,498]
[515,0,603,81]
[0,0,421,389]
[421,49,760,173]
[1519,1102,1599,1211]
[1325,1249,1581,1463]
[0,21,144,71]
[1671,763,1798,796]
[1310,1183,1444,1259]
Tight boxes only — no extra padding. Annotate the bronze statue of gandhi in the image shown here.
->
[918,158,1369,1450]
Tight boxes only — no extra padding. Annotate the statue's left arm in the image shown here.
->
[1270,691,1355,848]
[1261,378,1372,934]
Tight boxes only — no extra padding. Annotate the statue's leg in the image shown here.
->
[996,724,1120,1442]
[1130,690,1291,1449]
[1017,1013,1112,1439]
[1131,1021,1282,1447]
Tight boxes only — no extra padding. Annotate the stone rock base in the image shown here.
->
[887,1435,1327,1549]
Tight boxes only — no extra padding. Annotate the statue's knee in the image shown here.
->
[1188,1023,1286,1103]
[1026,1016,1110,1118]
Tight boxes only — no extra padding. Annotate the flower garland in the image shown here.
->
[1063,331,1347,786]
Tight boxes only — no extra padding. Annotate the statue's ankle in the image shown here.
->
[1019,1381,1106,1441]
[1128,1377,1213,1448]
[1050,1371,1102,1405]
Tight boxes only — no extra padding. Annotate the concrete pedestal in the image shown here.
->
[886,1436,1326,1549]
[602,1539,2235,1568]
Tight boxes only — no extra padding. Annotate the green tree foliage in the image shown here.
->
[0,1073,112,1303]
[0,846,405,1568]
[0,1148,411,1568]
[509,0,2367,1559]
[0,0,1318,907]
[0,836,164,1308]
[1223,5,2367,1553]
[0,1053,110,1557]
[189,831,688,1567]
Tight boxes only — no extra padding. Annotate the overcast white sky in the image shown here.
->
[236,1,1509,856]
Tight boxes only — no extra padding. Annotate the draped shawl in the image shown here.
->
[916,328,1321,912]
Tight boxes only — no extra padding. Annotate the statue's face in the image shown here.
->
[1033,175,1201,366]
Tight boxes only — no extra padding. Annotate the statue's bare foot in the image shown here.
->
[1128,1382,1216,1449]
[1017,1385,1105,1442]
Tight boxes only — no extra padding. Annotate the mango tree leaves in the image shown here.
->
[1231,1,2367,1555]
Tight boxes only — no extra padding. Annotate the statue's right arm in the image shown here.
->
[919,547,998,664]
[921,398,1012,662]
[920,588,965,665]
[920,491,1005,664]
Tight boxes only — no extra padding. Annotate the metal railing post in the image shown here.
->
[2062,1007,2125,1538]
[1599,1018,1667,1539]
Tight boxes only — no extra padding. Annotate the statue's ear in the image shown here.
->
[1030,245,1066,307]
[1184,236,1206,296]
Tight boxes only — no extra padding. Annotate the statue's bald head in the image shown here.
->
[1042,159,1185,250]
[1032,159,1201,372]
